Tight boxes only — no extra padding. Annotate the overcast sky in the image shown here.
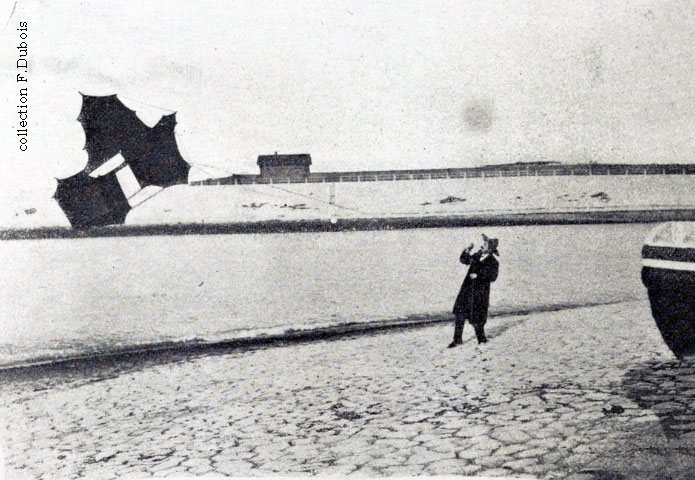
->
[1,0,694,224]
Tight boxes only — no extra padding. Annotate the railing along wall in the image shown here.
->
[191,163,695,186]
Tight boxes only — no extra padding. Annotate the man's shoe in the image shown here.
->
[447,341,462,348]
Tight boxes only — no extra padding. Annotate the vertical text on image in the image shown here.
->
[16,21,28,152]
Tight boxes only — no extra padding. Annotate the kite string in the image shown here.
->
[117,95,176,114]
[263,182,370,215]
[131,161,372,216]
[191,163,235,178]
[189,165,372,216]
[128,185,166,208]
[174,138,365,214]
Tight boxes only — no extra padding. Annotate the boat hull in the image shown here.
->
[642,265,695,358]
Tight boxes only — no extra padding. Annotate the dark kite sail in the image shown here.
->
[77,93,150,174]
[55,93,191,229]
[122,113,190,187]
[54,171,130,229]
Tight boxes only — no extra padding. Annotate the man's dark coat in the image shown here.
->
[452,249,499,324]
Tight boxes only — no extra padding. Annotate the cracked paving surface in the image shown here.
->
[2,300,695,479]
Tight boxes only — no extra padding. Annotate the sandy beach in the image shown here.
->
[1,299,693,479]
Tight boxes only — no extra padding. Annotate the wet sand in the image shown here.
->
[0,223,650,367]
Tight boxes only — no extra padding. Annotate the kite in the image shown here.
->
[54,94,190,228]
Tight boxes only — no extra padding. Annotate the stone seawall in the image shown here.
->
[192,163,695,186]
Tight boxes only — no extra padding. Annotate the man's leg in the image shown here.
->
[473,322,487,344]
[449,314,466,347]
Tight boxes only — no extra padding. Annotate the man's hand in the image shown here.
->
[470,273,478,279]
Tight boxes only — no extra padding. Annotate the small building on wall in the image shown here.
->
[257,153,312,178]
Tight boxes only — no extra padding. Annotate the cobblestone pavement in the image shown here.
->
[2,300,695,479]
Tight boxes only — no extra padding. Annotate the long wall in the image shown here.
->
[191,163,695,186]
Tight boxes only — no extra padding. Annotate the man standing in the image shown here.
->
[448,234,499,347]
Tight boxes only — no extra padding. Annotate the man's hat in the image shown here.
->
[482,234,500,256]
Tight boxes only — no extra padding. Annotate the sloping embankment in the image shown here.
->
[3,173,695,237]
[2,208,695,240]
